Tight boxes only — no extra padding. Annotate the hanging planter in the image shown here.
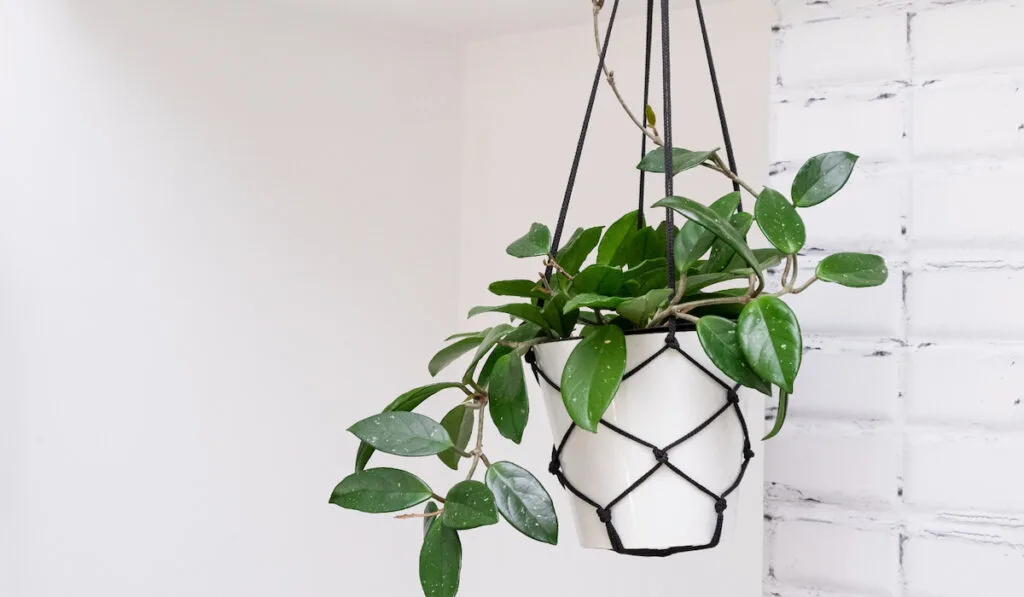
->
[329,0,889,595]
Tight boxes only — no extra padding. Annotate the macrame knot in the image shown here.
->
[714,499,728,514]
[664,333,680,349]
[743,442,755,460]
[726,389,740,404]
[596,508,613,524]
[652,447,669,464]
[548,459,561,475]
[524,349,537,365]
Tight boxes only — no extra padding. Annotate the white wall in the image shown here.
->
[766,1,1024,596]
[0,2,464,596]
[457,2,770,596]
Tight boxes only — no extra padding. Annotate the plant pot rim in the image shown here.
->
[534,323,699,347]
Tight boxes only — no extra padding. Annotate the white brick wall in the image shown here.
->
[768,0,1024,595]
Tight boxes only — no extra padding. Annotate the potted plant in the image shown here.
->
[329,144,888,596]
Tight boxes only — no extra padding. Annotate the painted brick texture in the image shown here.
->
[768,1,1024,596]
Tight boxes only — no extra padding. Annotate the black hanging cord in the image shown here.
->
[544,0,623,282]
[636,0,655,230]
[694,0,742,205]
[659,0,679,321]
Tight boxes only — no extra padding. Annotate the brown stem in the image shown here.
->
[706,155,760,199]
[431,493,446,504]
[395,509,443,520]
[465,398,488,481]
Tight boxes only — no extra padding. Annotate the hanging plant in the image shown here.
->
[330,0,887,595]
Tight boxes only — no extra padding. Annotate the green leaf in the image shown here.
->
[572,265,625,296]
[696,316,772,395]
[724,247,785,274]
[644,104,657,128]
[438,406,474,470]
[488,352,529,443]
[541,294,569,338]
[792,151,859,208]
[556,226,603,275]
[348,412,453,457]
[705,212,754,274]
[423,502,440,537]
[429,337,484,377]
[816,253,888,288]
[468,303,550,330]
[463,323,515,381]
[623,258,667,284]
[560,325,627,432]
[506,223,551,258]
[478,344,512,387]
[616,226,662,268]
[441,481,499,530]
[671,192,741,270]
[763,390,789,440]
[329,468,432,513]
[563,293,627,313]
[683,272,747,295]
[420,518,462,597]
[597,211,641,265]
[485,461,558,545]
[488,280,547,299]
[356,383,466,471]
[755,188,806,255]
[444,330,488,342]
[737,296,802,393]
[616,288,673,326]
[652,195,764,291]
[637,147,717,175]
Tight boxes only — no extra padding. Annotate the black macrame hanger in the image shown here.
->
[530,0,755,557]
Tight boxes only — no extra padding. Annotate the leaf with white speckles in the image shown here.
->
[560,325,627,432]
[755,188,805,255]
[348,412,453,457]
[329,468,432,513]
[485,461,558,545]
[737,296,802,393]
[487,353,529,444]
[420,519,461,597]
[441,481,498,530]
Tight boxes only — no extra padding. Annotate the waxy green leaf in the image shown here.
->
[617,226,662,268]
[816,253,888,288]
[792,151,858,208]
[423,502,440,537]
[696,316,772,395]
[441,481,499,530]
[429,337,484,377]
[355,383,465,471]
[468,304,550,330]
[671,192,742,270]
[478,345,513,387]
[763,390,789,440]
[738,296,802,393]
[616,288,673,326]
[330,468,432,513]
[438,406,474,470]
[488,352,529,443]
[597,211,642,265]
[724,248,785,275]
[637,147,717,175]
[420,519,462,597]
[755,188,806,255]
[560,325,627,432]
[563,293,627,313]
[556,226,603,275]
[652,195,765,291]
[463,324,515,381]
[705,212,754,274]
[506,223,551,258]
[348,412,453,457]
[485,461,558,545]
[488,279,547,299]
[573,264,626,296]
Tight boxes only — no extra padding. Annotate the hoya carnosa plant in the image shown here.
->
[330,146,888,597]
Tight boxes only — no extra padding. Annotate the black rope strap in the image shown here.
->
[527,332,755,557]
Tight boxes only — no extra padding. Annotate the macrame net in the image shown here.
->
[535,0,754,557]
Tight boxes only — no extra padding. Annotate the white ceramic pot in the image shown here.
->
[531,328,758,552]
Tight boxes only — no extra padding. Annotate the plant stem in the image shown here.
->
[791,275,818,294]
[592,1,663,147]
[706,155,760,199]
[544,257,574,280]
[395,509,443,520]
[465,398,488,481]
[431,493,446,504]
